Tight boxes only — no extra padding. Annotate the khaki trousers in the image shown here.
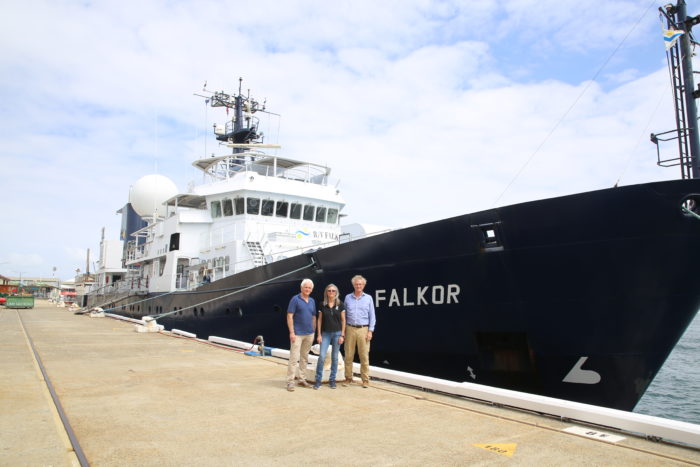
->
[344,326,370,383]
[287,333,314,383]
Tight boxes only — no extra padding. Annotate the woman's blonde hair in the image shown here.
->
[323,283,341,307]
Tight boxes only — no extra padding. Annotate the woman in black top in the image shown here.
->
[313,283,346,389]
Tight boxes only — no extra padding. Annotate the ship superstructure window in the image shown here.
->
[315,206,327,222]
[261,199,274,217]
[303,205,315,221]
[234,197,244,215]
[290,203,302,219]
[222,198,233,216]
[169,233,180,252]
[276,201,289,218]
[211,200,222,218]
[247,197,260,215]
[327,208,338,224]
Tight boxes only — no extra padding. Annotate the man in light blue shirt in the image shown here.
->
[343,275,376,387]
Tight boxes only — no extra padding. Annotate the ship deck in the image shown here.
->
[3,300,700,466]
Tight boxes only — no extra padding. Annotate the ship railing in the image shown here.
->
[216,227,393,278]
[125,241,149,262]
[187,226,393,286]
[202,224,240,250]
[204,153,337,186]
[87,277,150,297]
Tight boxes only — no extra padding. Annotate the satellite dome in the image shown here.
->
[129,174,178,218]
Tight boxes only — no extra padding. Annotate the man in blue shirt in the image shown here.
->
[343,275,376,388]
[286,278,317,391]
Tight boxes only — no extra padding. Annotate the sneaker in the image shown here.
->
[341,379,351,387]
[362,381,369,388]
[329,381,337,389]
[286,383,295,392]
[313,383,321,390]
[297,380,312,388]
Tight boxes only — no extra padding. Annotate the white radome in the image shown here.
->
[129,174,178,218]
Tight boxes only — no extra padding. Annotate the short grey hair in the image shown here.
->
[351,275,366,285]
[300,278,314,288]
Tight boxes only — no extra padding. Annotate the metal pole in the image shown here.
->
[677,0,700,178]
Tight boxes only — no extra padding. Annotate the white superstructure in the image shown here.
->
[86,80,381,299]
[124,152,345,292]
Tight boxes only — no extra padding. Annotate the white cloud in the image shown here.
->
[0,0,694,279]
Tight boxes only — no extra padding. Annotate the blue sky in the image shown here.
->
[0,0,697,280]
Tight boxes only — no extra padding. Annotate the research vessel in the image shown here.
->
[86,2,700,411]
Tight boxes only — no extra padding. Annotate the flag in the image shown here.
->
[663,27,685,50]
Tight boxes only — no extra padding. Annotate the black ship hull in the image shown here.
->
[91,179,700,411]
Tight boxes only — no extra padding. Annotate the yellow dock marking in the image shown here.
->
[473,443,517,457]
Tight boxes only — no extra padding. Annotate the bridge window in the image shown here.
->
[261,199,274,216]
[276,201,289,218]
[247,197,260,215]
[315,206,326,222]
[222,198,233,216]
[327,208,338,224]
[211,200,222,218]
[234,197,244,215]
[290,203,302,219]
[303,205,315,221]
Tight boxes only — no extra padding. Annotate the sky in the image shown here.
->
[1,0,698,280]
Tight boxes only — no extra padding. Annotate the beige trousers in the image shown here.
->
[344,326,370,383]
[287,333,314,383]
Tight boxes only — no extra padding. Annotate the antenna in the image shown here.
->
[651,1,700,178]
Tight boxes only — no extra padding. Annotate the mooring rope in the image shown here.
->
[92,257,316,316]
[682,205,700,220]
[150,258,316,320]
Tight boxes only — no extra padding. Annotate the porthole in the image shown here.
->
[681,194,700,218]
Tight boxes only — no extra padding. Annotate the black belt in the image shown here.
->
[347,324,367,328]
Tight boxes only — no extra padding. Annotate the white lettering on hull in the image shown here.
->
[375,284,461,308]
[562,356,601,384]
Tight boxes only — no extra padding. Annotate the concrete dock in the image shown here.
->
[2,300,700,466]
